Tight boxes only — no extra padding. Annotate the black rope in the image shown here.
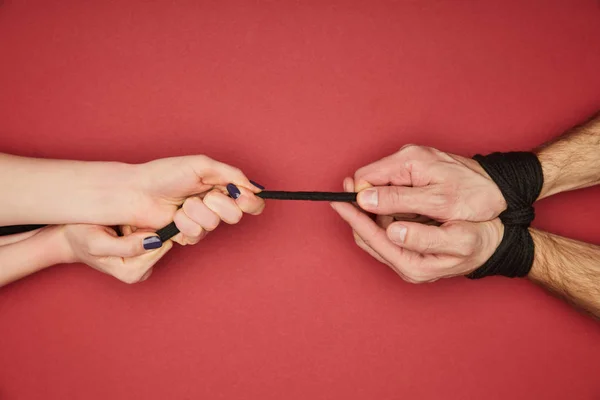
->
[467,152,544,279]
[257,191,357,202]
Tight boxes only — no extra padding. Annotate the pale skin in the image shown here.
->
[332,112,600,318]
[0,155,265,285]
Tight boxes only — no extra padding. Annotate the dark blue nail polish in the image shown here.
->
[250,180,265,190]
[226,183,241,199]
[143,236,162,250]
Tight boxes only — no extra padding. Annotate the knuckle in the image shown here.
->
[202,190,218,203]
[460,230,479,256]
[413,231,439,253]
[385,188,406,207]
[204,216,220,231]
[399,144,430,157]
[449,224,478,256]
[229,167,244,179]
[419,237,435,253]
[190,224,204,237]
[182,196,203,213]
[126,241,139,256]
[195,154,212,165]
[229,209,243,224]
[353,168,367,183]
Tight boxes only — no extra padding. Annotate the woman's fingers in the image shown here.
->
[172,209,207,245]
[182,197,221,232]
[232,186,266,216]
[84,227,164,258]
[203,189,243,224]
[186,156,261,194]
[104,239,173,284]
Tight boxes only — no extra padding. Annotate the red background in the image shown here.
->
[1,0,600,398]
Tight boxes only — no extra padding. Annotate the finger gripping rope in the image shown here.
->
[467,152,544,279]
[154,191,356,241]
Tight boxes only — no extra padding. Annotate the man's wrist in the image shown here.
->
[535,150,561,200]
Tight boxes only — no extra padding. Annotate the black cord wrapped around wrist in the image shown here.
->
[467,152,543,279]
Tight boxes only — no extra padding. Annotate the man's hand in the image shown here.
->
[354,145,506,222]
[331,178,503,282]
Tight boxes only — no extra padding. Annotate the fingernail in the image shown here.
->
[388,224,407,243]
[226,183,241,199]
[143,236,163,250]
[359,189,378,208]
[250,180,265,190]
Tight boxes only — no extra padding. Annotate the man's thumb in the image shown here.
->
[357,186,425,215]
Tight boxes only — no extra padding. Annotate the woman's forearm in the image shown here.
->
[0,226,70,287]
[0,153,138,226]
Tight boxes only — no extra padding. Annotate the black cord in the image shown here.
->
[467,152,543,279]
[257,191,357,202]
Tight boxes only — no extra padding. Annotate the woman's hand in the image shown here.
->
[61,224,173,284]
[0,224,173,286]
[0,153,266,246]
[130,155,265,245]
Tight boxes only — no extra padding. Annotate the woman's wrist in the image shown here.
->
[78,161,141,226]
[34,225,77,266]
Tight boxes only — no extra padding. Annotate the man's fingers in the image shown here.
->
[386,221,480,257]
[353,155,411,189]
[376,215,395,230]
[331,202,407,267]
[353,145,442,190]
[353,231,393,267]
[343,177,354,193]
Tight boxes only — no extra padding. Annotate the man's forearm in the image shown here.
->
[528,228,600,318]
[0,153,137,226]
[536,111,600,200]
